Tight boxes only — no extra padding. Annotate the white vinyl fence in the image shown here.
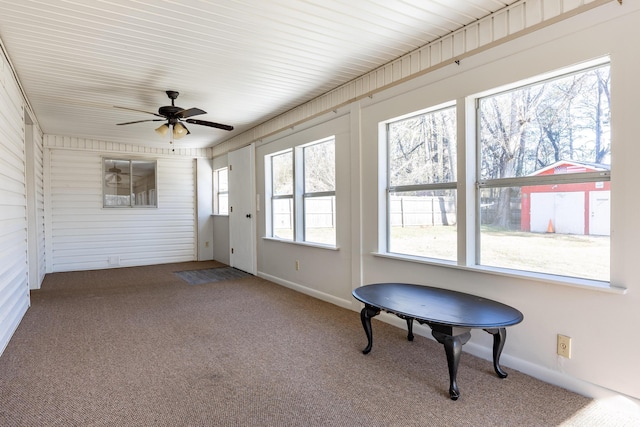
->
[390,196,456,227]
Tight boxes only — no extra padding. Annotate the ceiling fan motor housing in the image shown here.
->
[158,105,183,120]
[160,90,182,121]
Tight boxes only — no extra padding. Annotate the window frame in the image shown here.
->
[376,57,614,289]
[473,61,611,282]
[384,102,458,262]
[213,167,229,215]
[266,136,337,248]
[103,158,157,208]
[269,149,295,241]
[300,137,336,246]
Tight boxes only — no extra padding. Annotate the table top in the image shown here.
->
[353,283,523,328]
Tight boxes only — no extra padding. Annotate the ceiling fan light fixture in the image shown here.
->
[173,122,189,139]
[155,123,170,136]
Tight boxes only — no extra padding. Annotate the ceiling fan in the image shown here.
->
[105,164,125,186]
[105,166,121,182]
[115,90,234,141]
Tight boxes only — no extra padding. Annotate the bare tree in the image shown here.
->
[479,64,611,230]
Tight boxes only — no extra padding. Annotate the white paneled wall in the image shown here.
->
[0,50,29,354]
[33,128,46,285]
[25,118,46,289]
[214,0,611,157]
[46,145,198,272]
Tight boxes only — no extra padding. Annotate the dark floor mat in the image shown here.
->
[174,267,251,285]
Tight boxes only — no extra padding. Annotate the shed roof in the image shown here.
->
[528,160,610,176]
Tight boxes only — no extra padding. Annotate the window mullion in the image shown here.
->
[389,183,457,193]
[303,191,335,198]
[294,146,304,242]
[128,161,134,207]
[479,171,610,188]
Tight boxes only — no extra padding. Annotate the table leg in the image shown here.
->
[397,315,414,341]
[360,304,380,354]
[484,328,508,378]
[405,317,414,341]
[432,329,471,400]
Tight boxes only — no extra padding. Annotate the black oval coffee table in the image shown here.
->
[352,283,524,400]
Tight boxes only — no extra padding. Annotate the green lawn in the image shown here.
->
[391,226,609,281]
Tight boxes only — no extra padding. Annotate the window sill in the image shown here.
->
[102,206,157,209]
[372,252,626,294]
[263,237,339,251]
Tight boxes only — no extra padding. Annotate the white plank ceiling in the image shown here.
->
[0,0,517,150]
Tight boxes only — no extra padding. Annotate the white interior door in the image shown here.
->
[228,144,256,274]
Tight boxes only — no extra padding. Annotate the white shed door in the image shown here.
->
[531,192,584,235]
[589,191,610,236]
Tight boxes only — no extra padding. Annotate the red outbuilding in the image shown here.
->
[520,161,610,236]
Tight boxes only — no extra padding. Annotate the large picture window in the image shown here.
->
[103,158,157,208]
[477,62,610,281]
[267,137,336,247]
[386,105,457,261]
[380,60,611,285]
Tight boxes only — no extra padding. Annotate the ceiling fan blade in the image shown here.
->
[114,105,164,118]
[117,119,165,125]
[177,107,206,119]
[185,118,234,131]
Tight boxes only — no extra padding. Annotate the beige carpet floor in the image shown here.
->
[0,261,637,426]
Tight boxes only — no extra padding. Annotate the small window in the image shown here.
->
[266,137,336,247]
[386,104,457,261]
[270,150,294,240]
[214,167,229,215]
[103,158,157,208]
[303,138,336,246]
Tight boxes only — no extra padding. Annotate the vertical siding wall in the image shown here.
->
[25,119,46,289]
[33,129,46,285]
[0,51,29,354]
[45,138,204,272]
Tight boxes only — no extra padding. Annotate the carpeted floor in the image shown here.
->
[0,261,638,426]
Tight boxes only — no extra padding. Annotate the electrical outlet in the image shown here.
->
[557,334,572,358]
[295,260,300,271]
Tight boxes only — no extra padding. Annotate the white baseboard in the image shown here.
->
[257,271,354,310]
